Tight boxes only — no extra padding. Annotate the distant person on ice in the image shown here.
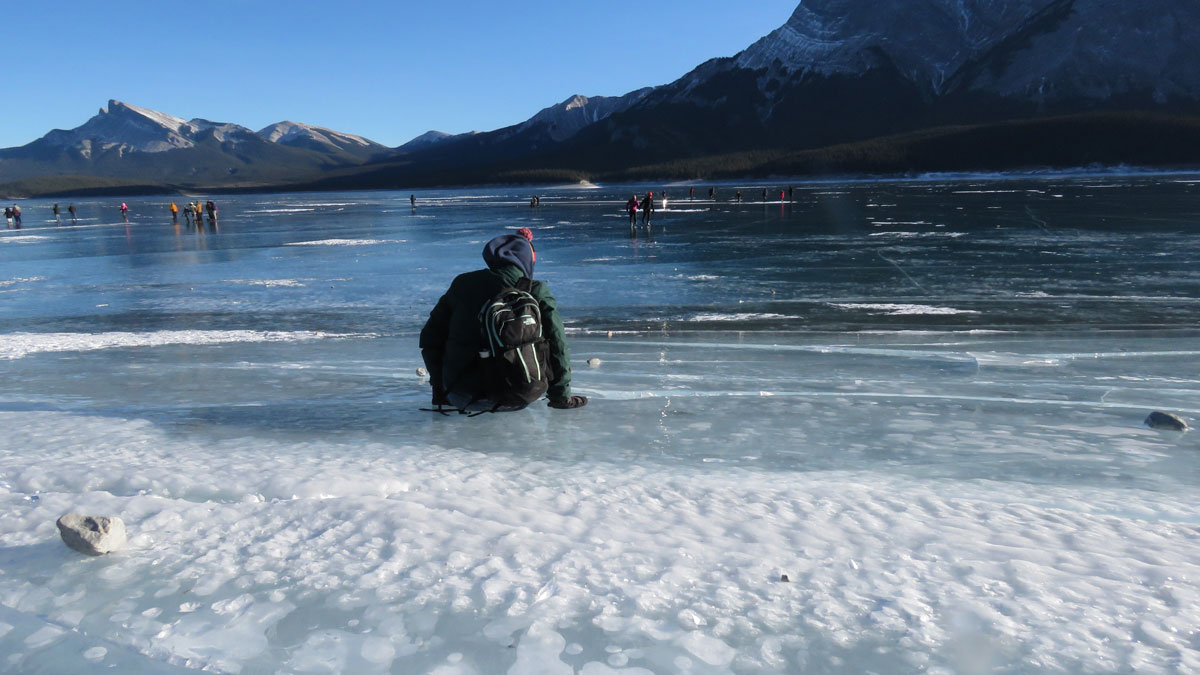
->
[420,229,587,413]
[170,201,179,223]
[11,204,21,227]
[626,194,639,226]
[52,203,61,222]
[68,204,77,222]
[641,191,654,225]
[120,203,129,220]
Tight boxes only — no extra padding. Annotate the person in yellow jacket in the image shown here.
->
[170,202,179,223]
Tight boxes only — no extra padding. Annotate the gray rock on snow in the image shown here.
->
[56,513,127,556]
[1144,411,1188,431]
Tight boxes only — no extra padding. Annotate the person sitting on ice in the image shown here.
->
[420,228,587,412]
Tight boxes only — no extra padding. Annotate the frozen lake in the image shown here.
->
[2,175,1199,673]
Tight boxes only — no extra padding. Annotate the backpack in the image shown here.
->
[475,277,551,410]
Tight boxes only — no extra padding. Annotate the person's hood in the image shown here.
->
[482,233,535,278]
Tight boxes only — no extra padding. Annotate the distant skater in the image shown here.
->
[205,200,217,224]
[120,202,129,221]
[641,191,654,225]
[708,187,715,200]
[170,201,179,223]
[689,187,694,200]
[736,191,743,203]
[12,204,21,228]
[193,201,203,225]
[4,207,12,227]
[625,194,639,227]
[52,203,61,223]
[788,186,794,201]
[68,203,77,222]
[780,190,785,202]
[761,188,767,201]
[661,192,668,211]
[410,194,416,208]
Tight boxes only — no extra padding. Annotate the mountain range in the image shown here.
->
[3,0,1199,197]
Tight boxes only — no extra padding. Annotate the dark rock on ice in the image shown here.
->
[56,513,127,556]
[1144,411,1188,431]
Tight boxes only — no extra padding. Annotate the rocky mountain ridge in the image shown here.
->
[5,0,1200,195]
[0,100,388,185]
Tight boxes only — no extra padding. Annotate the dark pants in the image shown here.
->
[447,390,528,413]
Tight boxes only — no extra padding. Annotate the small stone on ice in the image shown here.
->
[780,574,790,582]
[416,367,428,377]
[1145,411,1188,431]
[56,513,127,556]
[587,358,601,368]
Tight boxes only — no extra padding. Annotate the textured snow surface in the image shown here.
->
[3,179,1200,672]
[2,411,1199,674]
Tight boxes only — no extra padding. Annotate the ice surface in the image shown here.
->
[2,176,1200,673]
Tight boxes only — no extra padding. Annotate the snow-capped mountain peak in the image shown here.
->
[40,99,199,154]
[256,121,383,154]
[106,99,191,135]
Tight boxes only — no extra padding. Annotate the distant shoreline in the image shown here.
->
[5,112,1200,200]
[5,166,1200,202]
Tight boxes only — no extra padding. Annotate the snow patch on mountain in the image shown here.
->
[257,121,382,153]
[110,100,190,135]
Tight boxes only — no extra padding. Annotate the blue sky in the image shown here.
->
[5,1,798,149]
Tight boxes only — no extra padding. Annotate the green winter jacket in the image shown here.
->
[420,263,573,402]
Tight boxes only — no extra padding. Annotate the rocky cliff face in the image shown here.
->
[721,0,1200,105]
[517,89,652,142]
[574,0,1200,160]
